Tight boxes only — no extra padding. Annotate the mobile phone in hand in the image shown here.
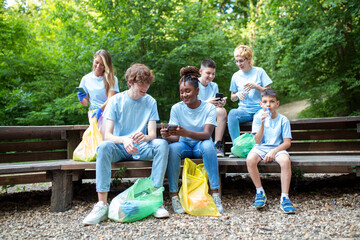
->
[167,124,177,130]
[215,93,224,101]
[76,87,86,93]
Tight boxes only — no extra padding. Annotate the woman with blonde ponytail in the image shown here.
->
[77,49,119,138]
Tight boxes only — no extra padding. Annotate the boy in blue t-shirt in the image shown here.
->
[246,88,295,214]
[198,59,227,157]
[83,64,170,225]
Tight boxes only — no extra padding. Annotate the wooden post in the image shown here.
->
[50,170,73,212]
[66,130,83,159]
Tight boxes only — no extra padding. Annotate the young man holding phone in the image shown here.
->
[198,59,227,157]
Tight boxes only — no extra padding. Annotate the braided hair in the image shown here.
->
[179,66,200,88]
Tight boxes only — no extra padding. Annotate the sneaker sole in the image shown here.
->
[254,199,267,209]
[82,217,108,225]
[281,207,296,214]
[153,214,170,218]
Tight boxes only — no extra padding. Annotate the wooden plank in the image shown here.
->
[217,155,360,165]
[0,160,63,174]
[291,130,360,140]
[289,141,360,151]
[0,140,67,153]
[0,173,50,185]
[0,125,88,140]
[0,151,67,164]
[290,118,360,130]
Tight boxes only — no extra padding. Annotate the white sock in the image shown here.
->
[256,187,265,194]
[281,193,289,200]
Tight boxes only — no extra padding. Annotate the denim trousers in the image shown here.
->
[167,140,220,193]
[96,139,169,192]
[227,108,255,142]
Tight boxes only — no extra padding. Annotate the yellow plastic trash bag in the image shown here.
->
[179,158,221,216]
[73,116,102,162]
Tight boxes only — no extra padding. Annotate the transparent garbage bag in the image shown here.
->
[108,177,164,223]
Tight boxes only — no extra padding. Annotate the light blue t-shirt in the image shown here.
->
[104,91,159,137]
[252,110,292,148]
[169,101,217,144]
[229,66,272,114]
[198,79,219,101]
[79,71,120,110]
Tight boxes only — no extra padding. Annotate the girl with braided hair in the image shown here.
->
[160,66,223,214]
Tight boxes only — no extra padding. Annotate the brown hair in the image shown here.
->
[261,88,278,100]
[179,66,200,88]
[94,49,115,95]
[125,63,154,87]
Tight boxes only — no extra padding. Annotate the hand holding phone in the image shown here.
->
[76,87,86,93]
[215,93,224,101]
[167,124,178,130]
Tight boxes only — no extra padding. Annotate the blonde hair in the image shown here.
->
[234,45,253,66]
[93,49,115,96]
[125,63,154,87]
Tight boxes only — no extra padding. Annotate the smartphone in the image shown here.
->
[76,87,86,93]
[215,93,224,100]
[167,124,178,130]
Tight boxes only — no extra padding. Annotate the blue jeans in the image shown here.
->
[227,108,255,142]
[167,140,220,193]
[96,139,169,192]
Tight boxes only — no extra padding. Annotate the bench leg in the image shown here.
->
[50,170,73,212]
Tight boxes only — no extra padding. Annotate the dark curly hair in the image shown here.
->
[179,66,200,88]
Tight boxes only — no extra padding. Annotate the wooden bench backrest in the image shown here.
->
[0,126,87,164]
[223,116,360,156]
[0,116,359,164]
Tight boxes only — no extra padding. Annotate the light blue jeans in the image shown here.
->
[167,140,220,193]
[96,139,169,192]
[227,108,256,142]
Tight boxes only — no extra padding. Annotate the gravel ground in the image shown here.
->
[1,173,359,240]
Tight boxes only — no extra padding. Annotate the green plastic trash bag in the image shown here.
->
[108,177,164,223]
[230,133,256,158]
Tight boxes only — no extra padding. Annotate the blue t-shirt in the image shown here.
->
[198,79,219,101]
[252,110,292,148]
[104,91,159,137]
[169,101,217,144]
[229,66,272,114]
[79,71,120,110]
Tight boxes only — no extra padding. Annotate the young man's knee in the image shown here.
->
[277,155,291,169]
[246,153,260,166]
[216,107,227,119]
[151,138,169,152]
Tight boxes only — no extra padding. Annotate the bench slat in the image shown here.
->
[289,141,360,151]
[0,140,67,153]
[0,173,49,185]
[291,130,360,140]
[0,151,67,164]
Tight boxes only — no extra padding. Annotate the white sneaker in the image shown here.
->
[83,201,109,225]
[152,205,169,218]
[229,154,237,158]
[171,195,185,214]
[212,193,223,214]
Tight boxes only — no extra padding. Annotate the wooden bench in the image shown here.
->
[1,116,359,212]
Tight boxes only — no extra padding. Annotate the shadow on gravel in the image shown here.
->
[0,173,359,212]
[222,173,360,198]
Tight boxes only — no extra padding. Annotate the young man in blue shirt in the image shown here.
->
[83,64,170,225]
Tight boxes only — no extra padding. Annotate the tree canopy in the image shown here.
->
[1,0,359,126]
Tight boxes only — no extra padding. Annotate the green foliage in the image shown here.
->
[112,167,127,187]
[1,0,359,126]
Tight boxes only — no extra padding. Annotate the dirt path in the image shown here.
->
[277,99,309,119]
